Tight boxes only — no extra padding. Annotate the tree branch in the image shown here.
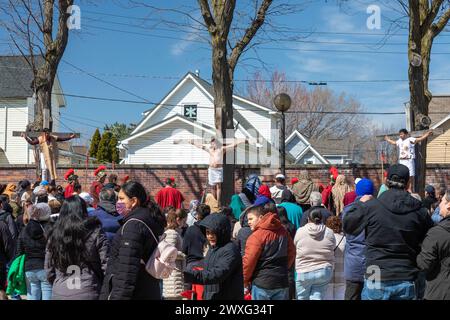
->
[431,6,450,37]
[228,0,272,71]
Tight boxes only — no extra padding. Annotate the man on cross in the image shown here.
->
[22,128,76,183]
[186,136,247,205]
[384,129,432,191]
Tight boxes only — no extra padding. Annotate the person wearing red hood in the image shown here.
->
[63,169,79,199]
[322,167,338,213]
[90,166,107,207]
[155,177,185,210]
[253,185,274,207]
[243,206,296,300]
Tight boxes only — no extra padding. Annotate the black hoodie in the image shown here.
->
[16,219,51,271]
[343,188,433,282]
[417,216,450,300]
[184,213,244,300]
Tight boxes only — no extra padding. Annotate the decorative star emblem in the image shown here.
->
[184,105,197,118]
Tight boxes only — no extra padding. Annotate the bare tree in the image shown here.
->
[246,71,367,141]
[0,0,75,131]
[130,0,307,205]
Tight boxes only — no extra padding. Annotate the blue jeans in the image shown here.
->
[25,269,52,300]
[362,280,416,300]
[252,285,289,300]
[296,266,333,300]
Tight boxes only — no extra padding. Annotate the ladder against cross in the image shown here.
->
[375,128,443,141]
[12,131,81,138]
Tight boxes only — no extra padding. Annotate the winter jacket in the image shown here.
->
[162,229,185,299]
[341,199,366,282]
[270,185,287,205]
[417,216,450,300]
[45,218,109,300]
[184,214,244,300]
[182,222,206,265]
[300,206,333,227]
[243,213,296,289]
[0,209,18,241]
[15,220,51,272]
[100,207,163,300]
[277,202,303,230]
[422,195,438,211]
[89,201,122,245]
[294,223,336,274]
[0,221,14,290]
[343,189,433,281]
[236,209,252,257]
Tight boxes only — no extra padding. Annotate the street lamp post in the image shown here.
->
[274,93,292,177]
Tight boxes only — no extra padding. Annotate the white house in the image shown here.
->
[0,55,66,165]
[285,130,330,164]
[120,72,286,166]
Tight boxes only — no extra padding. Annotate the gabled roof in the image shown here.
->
[143,71,273,114]
[0,55,43,99]
[285,130,329,164]
[132,71,274,135]
[121,114,216,145]
[0,55,65,107]
[431,113,450,129]
[429,95,450,126]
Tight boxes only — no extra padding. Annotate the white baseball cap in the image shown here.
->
[276,174,286,180]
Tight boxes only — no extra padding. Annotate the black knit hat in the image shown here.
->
[388,164,410,183]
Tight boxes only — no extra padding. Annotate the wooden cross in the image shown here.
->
[375,128,443,141]
[173,138,263,148]
[12,131,80,138]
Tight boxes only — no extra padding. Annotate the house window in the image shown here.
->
[184,105,197,120]
[305,160,314,165]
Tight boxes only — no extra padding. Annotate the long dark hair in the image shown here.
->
[276,206,290,225]
[121,181,167,230]
[47,196,92,272]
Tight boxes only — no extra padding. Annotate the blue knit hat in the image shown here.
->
[356,178,374,196]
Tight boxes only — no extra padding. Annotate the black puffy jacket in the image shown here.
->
[0,221,14,290]
[417,216,450,300]
[184,214,244,300]
[16,220,51,272]
[237,210,252,257]
[0,209,18,241]
[100,207,164,300]
[343,188,433,281]
[182,222,206,265]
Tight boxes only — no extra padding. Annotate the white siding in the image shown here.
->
[298,151,321,164]
[140,79,214,130]
[286,135,308,159]
[235,101,272,143]
[0,99,30,164]
[126,119,212,164]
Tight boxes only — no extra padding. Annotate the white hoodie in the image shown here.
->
[294,223,336,274]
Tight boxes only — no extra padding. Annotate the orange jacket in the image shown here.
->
[243,213,296,289]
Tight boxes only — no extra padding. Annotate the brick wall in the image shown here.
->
[1,164,449,203]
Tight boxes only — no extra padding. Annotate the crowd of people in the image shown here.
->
[0,163,449,300]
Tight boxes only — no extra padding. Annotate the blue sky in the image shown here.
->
[1,0,449,145]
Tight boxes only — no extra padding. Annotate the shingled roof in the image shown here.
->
[429,95,450,126]
[0,55,43,99]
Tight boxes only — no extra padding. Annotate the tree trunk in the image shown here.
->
[211,41,234,206]
[408,2,432,196]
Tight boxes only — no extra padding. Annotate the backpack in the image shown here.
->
[121,218,178,279]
